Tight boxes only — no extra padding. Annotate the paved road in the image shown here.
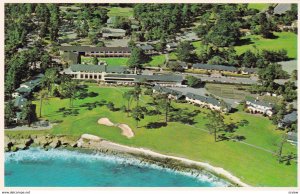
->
[179,72,260,85]
[175,72,294,86]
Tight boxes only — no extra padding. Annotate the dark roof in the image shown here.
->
[167,42,177,48]
[186,92,231,110]
[107,16,116,24]
[246,98,274,109]
[131,24,139,29]
[282,111,297,124]
[153,85,184,98]
[193,64,238,72]
[60,46,131,53]
[70,64,128,74]
[168,61,188,67]
[136,74,183,82]
[16,73,44,93]
[287,132,297,142]
[274,4,292,15]
[14,96,27,108]
[241,67,258,74]
[105,74,184,83]
[102,28,126,34]
[139,44,154,51]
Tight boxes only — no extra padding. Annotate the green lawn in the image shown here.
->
[192,32,297,59]
[143,54,166,67]
[107,7,134,18]
[81,57,129,66]
[169,52,178,61]
[248,4,270,11]
[205,83,281,104]
[20,83,297,187]
[234,32,297,59]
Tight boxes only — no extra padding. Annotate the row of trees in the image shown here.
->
[251,63,296,102]
[174,39,288,67]
[133,4,202,40]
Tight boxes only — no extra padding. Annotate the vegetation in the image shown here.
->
[23,83,296,186]
[133,4,201,40]
[186,75,201,87]
[234,32,297,59]
[127,46,149,68]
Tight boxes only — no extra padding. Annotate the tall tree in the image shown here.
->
[176,41,195,62]
[127,46,148,69]
[42,68,58,93]
[35,89,48,118]
[205,111,227,142]
[5,100,16,127]
[123,90,134,117]
[156,94,171,123]
[277,134,287,163]
[132,84,142,106]
[21,101,37,127]
[59,78,78,107]
[132,106,145,128]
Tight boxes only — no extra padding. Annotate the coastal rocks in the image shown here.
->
[25,138,34,147]
[49,139,62,149]
[10,146,19,152]
[35,136,48,146]
[14,144,27,150]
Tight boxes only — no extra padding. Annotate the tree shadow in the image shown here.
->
[216,133,230,142]
[234,38,254,46]
[146,122,168,129]
[226,123,238,133]
[278,153,297,165]
[56,108,80,117]
[146,109,161,116]
[79,101,106,110]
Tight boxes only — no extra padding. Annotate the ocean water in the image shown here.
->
[5,148,229,187]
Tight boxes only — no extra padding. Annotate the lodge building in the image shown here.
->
[62,64,185,87]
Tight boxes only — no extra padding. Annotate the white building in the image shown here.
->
[245,99,274,116]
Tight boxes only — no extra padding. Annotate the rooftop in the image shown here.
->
[105,74,184,83]
[287,131,297,142]
[246,98,274,109]
[70,64,128,74]
[186,92,231,110]
[14,96,28,108]
[153,85,184,98]
[193,63,238,72]
[102,28,126,33]
[60,46,131,53]
[274,4,292,15]
[282,111,297,124]
[139,44,154,51]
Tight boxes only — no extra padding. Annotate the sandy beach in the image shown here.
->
[78,134,250,187]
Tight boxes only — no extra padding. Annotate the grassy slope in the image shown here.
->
[192,32,297,59]
[248,4,270,11]
[235,32,297,59]
[81,57,129,66]
[107,7,134,18]
[143,55,166,67]
[25,83,297,187]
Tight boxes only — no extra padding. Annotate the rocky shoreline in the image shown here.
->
[4,133,247,187]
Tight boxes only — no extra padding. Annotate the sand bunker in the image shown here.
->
[98,118,135,138]
[118,124,135,138]
[98,118,114,126]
